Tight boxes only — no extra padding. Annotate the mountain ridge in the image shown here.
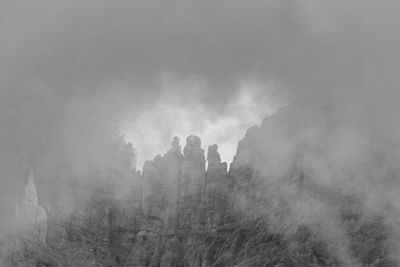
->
[1,111,398,266]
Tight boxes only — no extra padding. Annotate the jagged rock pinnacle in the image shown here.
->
[170,136,181,152]
[16,170,47,245]
[184,135,202,154]
[179,135,205,228]
[207,144,221,167]
[25,170,39,204]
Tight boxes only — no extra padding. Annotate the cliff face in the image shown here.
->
[4,111,398,266]
[202,144,228,228]
[16,170,48,245]
[0,170,48,267]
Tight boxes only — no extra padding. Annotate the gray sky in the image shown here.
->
[0,0,399,167]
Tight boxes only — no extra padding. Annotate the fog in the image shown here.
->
[0,1,399,263]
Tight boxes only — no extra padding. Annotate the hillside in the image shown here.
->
[1,110,398,267]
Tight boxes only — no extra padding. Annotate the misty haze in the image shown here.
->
[0,1,399,266]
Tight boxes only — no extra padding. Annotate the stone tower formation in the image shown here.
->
[16,170,47,244]
[142,135,230,233]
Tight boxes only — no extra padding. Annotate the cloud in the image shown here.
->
[2,1,397,99]
[120,75,281,167]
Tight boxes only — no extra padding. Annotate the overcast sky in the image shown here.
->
[0,0,399,168]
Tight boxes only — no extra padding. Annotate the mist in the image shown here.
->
[0,0,399,265]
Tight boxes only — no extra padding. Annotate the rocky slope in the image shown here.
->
[2,111,399,266]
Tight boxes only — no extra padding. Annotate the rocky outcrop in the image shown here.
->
[7,113,398,266]
[178,135,206,230]
[16,170,47,245]
[181,135,205,199]
[142,137,183,232]
[201,145,229,227]
[161,137,183,231]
